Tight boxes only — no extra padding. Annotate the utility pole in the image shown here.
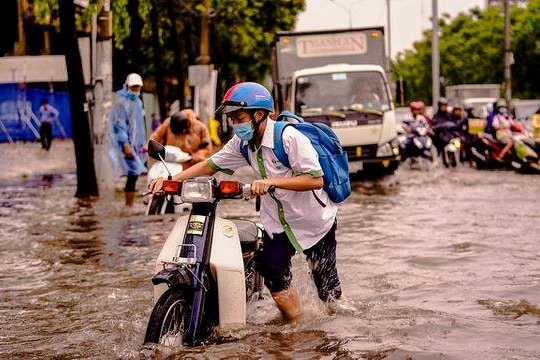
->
[431,0,440,107]
[191,0,216,125]
[503,0,512,104]
[386,0,391,71]
[196,0,211,66]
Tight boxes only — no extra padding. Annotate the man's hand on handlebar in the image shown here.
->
[148,177,167,194]
[250,179,275,197]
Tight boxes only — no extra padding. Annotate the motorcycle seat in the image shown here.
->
[230,219,262,253]
[480,132,496,142]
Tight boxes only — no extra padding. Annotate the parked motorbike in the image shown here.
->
[144,140,265,347]
[400,120,434,168]
[145,145,191,215]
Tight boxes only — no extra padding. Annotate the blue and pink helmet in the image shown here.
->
[215,82,274,114]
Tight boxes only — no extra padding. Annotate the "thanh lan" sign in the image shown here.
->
[296,32,367,58]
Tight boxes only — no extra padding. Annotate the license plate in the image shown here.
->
[331,120,358,128]
[348,161,363,172]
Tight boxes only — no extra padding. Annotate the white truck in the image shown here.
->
[445,84,501,118]
[271,27,400,176]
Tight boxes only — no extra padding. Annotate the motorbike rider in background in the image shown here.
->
[402,101,432,134]
[400,101,434,161]
[491,100,521,161]
[147,109,213,169]
[148,82,343,321]
[432,102,467,158]
[431,97,451,127]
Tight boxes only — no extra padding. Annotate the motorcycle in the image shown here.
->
[432,120,466,168]
[441,137,463,168]
[143,140,265,347]
[145,145,191,215]
[469,131,540,173]
[400,119,434,168]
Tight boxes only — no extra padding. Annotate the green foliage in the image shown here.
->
[112,0,130,49]
[31,0,305,98]
[211,0,305,86]
[393,2,540,104]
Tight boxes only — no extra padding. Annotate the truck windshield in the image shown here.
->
[295,71,390,115]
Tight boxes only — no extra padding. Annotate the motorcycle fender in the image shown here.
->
[151,267,194,287]
[209,217,246,329]
[153,215,191,302]
[445,144,456,152]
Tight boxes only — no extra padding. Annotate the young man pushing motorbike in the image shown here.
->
[148,82,342,321]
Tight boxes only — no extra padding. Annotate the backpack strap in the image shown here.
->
[273,120,326,207]
[273,121,291,168]
[276,110,304,124]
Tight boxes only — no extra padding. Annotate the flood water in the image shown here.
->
[1,143,540,359]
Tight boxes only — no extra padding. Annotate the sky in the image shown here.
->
[295,0,486,58]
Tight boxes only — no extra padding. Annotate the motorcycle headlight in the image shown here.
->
[181,177,214,202]
[454,139,461,149]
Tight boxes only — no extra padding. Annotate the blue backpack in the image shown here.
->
[240,111,351,203]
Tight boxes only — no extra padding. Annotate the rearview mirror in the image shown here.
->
[147,140,166,161]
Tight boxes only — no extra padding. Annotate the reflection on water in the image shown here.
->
[1,165,540,359]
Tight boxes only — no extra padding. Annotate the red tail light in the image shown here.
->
[162,180,181,194]
[219,181,241,195]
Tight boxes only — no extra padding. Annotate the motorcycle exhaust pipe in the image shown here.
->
[470,148,486,162]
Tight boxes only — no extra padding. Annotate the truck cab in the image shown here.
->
[289,64,399,174]
[272,27,400,176]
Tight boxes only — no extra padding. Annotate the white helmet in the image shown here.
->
[125,73,143,87]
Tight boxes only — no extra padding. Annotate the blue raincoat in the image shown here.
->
[108,87,148,177]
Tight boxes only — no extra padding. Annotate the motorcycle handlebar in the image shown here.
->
[145,179,277,198]
[242,184,276,198]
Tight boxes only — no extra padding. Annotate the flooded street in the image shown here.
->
[1,140,540,359]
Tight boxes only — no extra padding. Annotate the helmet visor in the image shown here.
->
[215,100,248,114]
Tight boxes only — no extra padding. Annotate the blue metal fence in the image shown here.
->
[0,83,72,142]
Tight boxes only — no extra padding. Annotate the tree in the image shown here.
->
[34,0,305,111]
[393,2,540,105]
[59,0,99,198]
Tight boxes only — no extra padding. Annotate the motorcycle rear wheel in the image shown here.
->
[144,289,192,346]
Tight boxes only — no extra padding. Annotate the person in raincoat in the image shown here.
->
[108,73,148,207]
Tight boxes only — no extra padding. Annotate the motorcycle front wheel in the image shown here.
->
[447,151,457,167]
[144,289,193,346]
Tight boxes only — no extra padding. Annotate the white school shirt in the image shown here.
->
[208,118,337,251]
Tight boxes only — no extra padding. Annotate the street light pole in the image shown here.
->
[503,0,512,104]
[331,0,364,29]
